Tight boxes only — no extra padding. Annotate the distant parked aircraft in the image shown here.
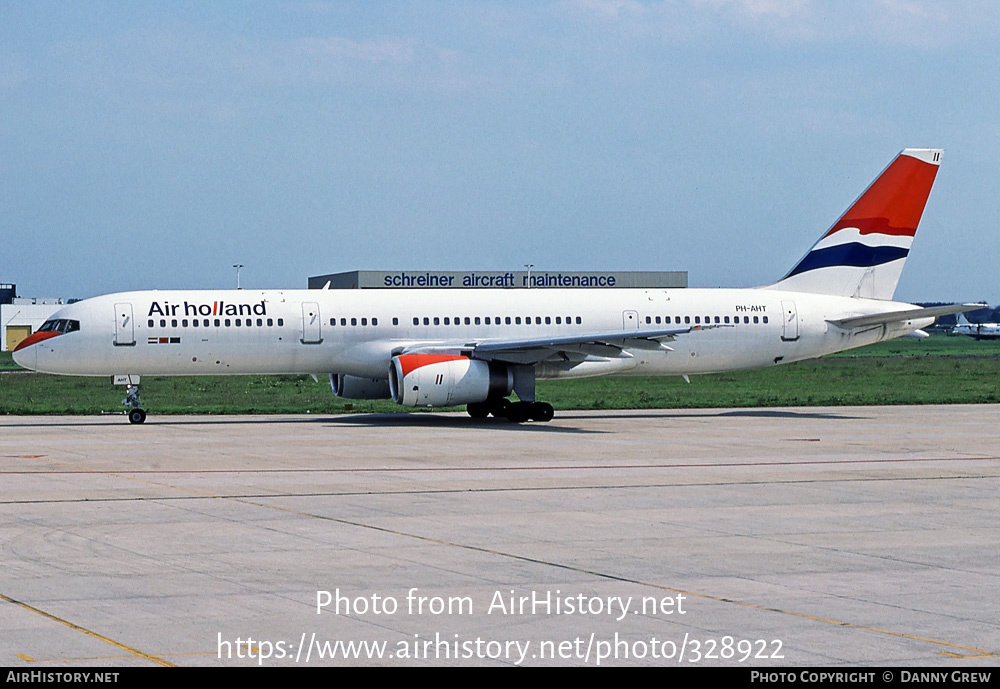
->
[952,313,1000,340]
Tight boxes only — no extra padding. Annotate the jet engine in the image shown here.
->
[389,354,513,407]
[330,374,391,400]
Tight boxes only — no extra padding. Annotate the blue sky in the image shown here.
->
[2,1,998,303]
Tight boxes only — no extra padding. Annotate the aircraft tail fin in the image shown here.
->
[768,148,943,300]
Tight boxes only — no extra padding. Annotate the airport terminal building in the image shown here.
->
[308,270,688,290]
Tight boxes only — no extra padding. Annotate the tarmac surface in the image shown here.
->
[1,406,998,667]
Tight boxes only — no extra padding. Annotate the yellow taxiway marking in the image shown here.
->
[15,650,230,663]
[2,594,175,667]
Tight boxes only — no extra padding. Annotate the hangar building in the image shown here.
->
[308,270,688,290]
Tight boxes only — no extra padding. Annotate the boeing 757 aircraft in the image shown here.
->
[14,148,979,423]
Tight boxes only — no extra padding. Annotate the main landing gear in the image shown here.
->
[466,397,555,423]
[123,383,147,424]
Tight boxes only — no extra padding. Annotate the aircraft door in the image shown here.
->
[114,303,135,346]
[301,302,322,344]
[623,310,639,330]
[781,300,799,342]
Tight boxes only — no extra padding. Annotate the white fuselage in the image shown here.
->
[14,287,933,380]
[953,322,1000,340]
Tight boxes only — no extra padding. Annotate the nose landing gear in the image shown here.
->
[122,381,147,424]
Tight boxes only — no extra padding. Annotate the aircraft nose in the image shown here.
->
[11,331,60,370]
[11,344,33,370]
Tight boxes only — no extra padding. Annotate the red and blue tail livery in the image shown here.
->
[771,148,942,300]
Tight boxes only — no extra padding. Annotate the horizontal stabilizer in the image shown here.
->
[827,303,986,330]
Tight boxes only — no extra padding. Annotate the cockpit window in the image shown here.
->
[39,319,80,333]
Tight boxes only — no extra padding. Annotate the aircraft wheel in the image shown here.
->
[467,402,489,419]
[506,401,532,423]
[128,409,147,425]
[529,402,554,422]
[488,398,511,418]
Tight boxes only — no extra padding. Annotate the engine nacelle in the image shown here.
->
[330,373,391,400]
[389,354,513,407]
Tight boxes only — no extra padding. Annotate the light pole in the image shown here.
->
[524,264,534,288]
[233,264,244,289]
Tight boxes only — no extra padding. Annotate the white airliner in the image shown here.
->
[952,313,1000,340]
[13,148,979,424]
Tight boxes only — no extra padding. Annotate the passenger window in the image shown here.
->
[575,317,582,324]
[361,318,367,326]
[277,318,284,326]
[372,318,378,326]
[192,319,199,328]
[148,320,154,327]
[763,316,768,324]
[160,319,167,327]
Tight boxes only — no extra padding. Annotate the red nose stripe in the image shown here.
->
[12,330,62,352]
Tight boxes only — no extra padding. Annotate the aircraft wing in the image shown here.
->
[398,325,719,365]
[827,303,986,330]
